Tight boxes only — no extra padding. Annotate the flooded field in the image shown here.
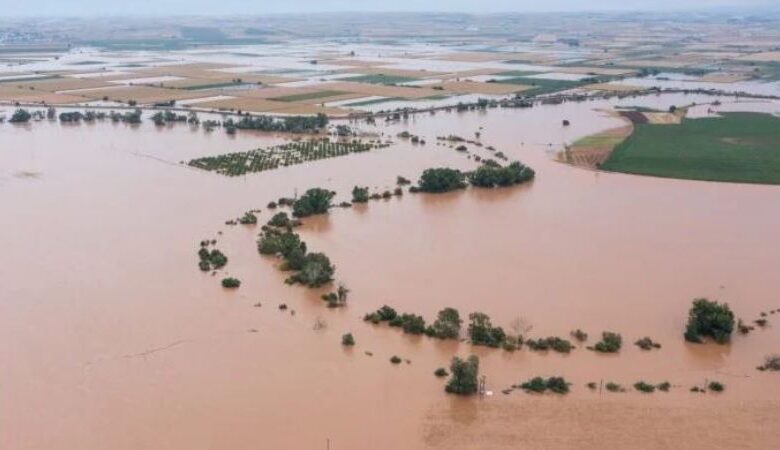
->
[2,93,780,450]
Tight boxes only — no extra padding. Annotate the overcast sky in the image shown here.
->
[1,0,775,17]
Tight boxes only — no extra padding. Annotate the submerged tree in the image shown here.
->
[431,307,462,339]
[445,355,480,395]
[684,298,735,344]
[418,168,467,193]
[467,312,506,347]
[351,186,370,203]
[9,109,32,123]
[292,188,336,217]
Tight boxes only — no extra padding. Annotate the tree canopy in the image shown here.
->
[684,298,735,344]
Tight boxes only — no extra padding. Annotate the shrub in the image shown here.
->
[520,376,570,394]
[396,176,411,185]
[431,307,462,339]
[239,211,257,225]
[586,382,598,390]
[445,355,479,395]
[9,108,32,123]
[352,186,369,203]
[221,277,241,288]
[468,161,535,188]
[292,188,335,217]
[468,312,506,348]
[400,313,426,335]
[267,212,292,228]
[605,382,625,392]
[758,354,780,371]
[657,381,671,392]
[520,377,547,393]
[526,337,574,353]
[635,337,662,350]
[434,368,449,377]
[684,298,735,344]
[286,252,335,287]
[342,333,355,346]
[591,332,622,353]
[634,381,655,393]
[364,305,398,323]
[390,355,402,364]
[418,168,467,193]
[198,260,211,271]
[571,329,588,342]
[708,381,724,392]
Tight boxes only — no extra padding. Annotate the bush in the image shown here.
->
[520,376,570,394]
[708,381,724,392]
[468,312,506,348]
[434,368,449,377]
[351,186,369,203]
[221,277,241,288]
[400,313,426,335]
[239,211,257,225]
[684,298,735,344]
[292,188,335,217]
[634,381,656,393]
[591,332,622,353]
[657,381,671,392]
[445,355,479,395]
[605,382,625,392]
[570,329,588,342]
[9,108,32,123]
[526,337,574,353]
[267,212,292,228]
[287,252,335,287]
[342,333,355,346]
[364,305,398,323]
[758,354,780,371]
[468,161,535,188]
[635,337,662,350]
[431,307,462,339]
[390,355,402,364]
[396,176,411,185]
[418,168,467,193]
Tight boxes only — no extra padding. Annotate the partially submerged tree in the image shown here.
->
[468,312,506,347]
[417,168,467,193]
[351,186,370,203]
[684,298,735,344]
[292,188,335,217]
[445,355,479,395]
[430,307,462,339]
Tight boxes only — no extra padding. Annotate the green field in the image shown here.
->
[497,77,583,95]
[601,112,780,185]
[341,74,419,85]
[270,90,349,102]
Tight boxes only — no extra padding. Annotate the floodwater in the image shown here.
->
[1,94,779,450]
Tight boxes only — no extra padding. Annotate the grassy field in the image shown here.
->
[270,90,349,102]
[341,74,419,85]
[601,112,780,185]
[497,77,583,95]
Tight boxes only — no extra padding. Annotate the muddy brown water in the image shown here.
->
[1,94,779,449]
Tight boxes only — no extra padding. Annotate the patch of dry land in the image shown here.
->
[75,85,219,104]
[0,85,84,104]
[738,51,780,62]
[698,73,750,83]
[559,122,634,168]
[13,77,114,92]
[318,81,445,98]
[433,80,531,95]
[583,82,648,92]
